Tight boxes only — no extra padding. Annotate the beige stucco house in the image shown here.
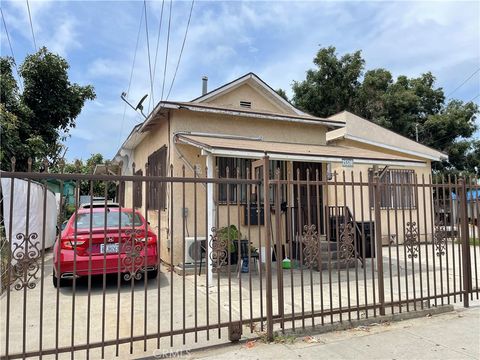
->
[114,72,447,268]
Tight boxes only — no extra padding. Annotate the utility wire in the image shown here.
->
[152,0,165,89]
[1,8,23,91]
[469,94,479,102]
[144,0,154,112]
[117,4,145,150]
[446,67,480,98]
[160,0,173,102]
[149,0,165,112]
[26,0,37,51]
[166,0,194,101]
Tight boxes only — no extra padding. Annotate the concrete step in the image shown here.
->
[320,241,338,251]
[316,258,360,271]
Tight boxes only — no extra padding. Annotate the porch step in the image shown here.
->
[319,240,337,251]
[316,258,360,271]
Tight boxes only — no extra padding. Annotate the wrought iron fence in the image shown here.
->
[0,156,478,359]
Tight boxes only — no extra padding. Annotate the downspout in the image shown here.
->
[173,133,207,188]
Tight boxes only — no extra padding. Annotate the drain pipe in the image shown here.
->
[173,136,206,188]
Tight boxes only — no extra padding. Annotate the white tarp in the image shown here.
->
[1,178,58,250]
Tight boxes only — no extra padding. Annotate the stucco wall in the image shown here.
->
[171,109,327,145]
[327,138,434,245]
[166,110,329,264]
[124,108,330,265]
[204,83,295,114]
[124,116,171,263]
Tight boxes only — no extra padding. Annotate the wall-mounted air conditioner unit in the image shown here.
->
[184,237,206,264]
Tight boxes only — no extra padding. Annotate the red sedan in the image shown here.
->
[53,207,158,287]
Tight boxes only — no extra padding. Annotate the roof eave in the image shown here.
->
[329,133,448,162]
[152,101,345,128]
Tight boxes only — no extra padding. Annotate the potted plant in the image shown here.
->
[217,225,241,265]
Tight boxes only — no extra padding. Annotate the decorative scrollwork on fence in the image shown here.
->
[302,224,319,269]
[405,222,419,259]
[122,229,145,281]
[339,222,355,261]
[209,227,228,271]
[434,224,447,257]
[11,232,41,291]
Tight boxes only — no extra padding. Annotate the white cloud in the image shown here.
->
[6,0,477,160]
[47,16,80,56]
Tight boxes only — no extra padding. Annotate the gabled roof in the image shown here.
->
[139,100,345,133]
[192,72,305,115]
[326,111,448,162]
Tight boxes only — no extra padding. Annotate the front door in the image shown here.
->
[292,161,324,243]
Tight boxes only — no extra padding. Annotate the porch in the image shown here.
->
[172,133,430,276]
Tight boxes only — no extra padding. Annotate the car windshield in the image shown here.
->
[74,211,143,229]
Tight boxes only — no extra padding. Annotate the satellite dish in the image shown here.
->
[136,94,148,118]
[120,92,148,119]
[135,94,148,111]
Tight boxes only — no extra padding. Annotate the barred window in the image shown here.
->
[133,169,143,208]
[147,146,167,210]
[217,158,251,204]
[369,169,416,209]
[217,158,286,204]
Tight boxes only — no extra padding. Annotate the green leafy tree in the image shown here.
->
[0,47,95,171]
[275,88,289,101]
[292,46,364,117]
[292,46,479,175]
[64,153,116,198]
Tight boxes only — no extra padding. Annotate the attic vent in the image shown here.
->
[240,101,251,108]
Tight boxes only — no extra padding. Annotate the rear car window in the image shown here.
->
[74,211,143,229]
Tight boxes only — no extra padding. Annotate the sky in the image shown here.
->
[1,0,479,162]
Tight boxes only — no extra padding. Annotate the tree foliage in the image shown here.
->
[0,47,95,171]
[292,46,479,175]
[63,153,116,198]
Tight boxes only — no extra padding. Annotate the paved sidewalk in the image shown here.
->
[181,305,480,360]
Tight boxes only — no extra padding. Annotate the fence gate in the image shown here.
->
[1,157,479,359]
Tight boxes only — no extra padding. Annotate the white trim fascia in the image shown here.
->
[342,134,447,162]
[174,131,263,141]
[114,125,147,160]
[193,73,306,115]
[161,102,344,128]
[198,148,427,168]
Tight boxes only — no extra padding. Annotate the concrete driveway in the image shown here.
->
[1,242,479,359]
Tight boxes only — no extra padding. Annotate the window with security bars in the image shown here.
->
[217,158,286,204]
[133,169,143,208]
[147,146,167,210]
[217,157,251,204]
[369,169,416,209]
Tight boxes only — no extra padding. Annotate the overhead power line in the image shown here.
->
[1,7,23,91]
[26,0,37,51]
[152,0,165,90]
[144,0,154,112]
[117,4,145,150]
[160,0,173,102]
[166,0,195,101]
[446,67,480,98]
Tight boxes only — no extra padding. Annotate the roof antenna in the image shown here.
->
[121,92,148,119]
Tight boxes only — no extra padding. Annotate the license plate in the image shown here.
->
[100,243,119,254]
